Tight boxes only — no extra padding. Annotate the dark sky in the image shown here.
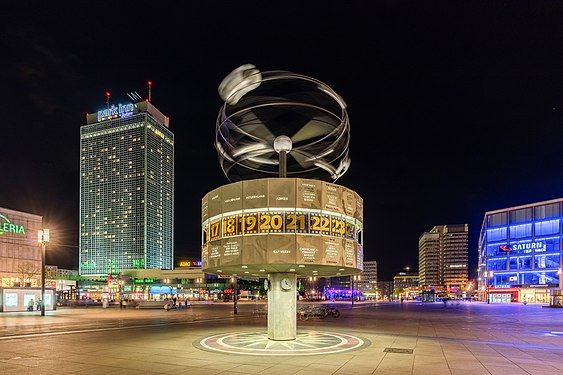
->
[3,1,563,280]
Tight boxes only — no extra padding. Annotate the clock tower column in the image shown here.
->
[267,272,297,340]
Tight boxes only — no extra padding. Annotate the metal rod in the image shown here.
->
[233,278,238,315]
[41,242,45,316]
[351,276,354,307]
[279,150,287,178]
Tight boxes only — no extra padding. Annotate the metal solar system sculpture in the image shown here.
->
[203,65,363,341]
[215,64,351,181]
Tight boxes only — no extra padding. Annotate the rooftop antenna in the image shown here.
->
[148,81,152,102]
[127,91,143,102]
[106,92,110,109]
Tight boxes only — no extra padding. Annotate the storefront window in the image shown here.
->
[487,243,509,256]
[488,212,507,227]
[5,293,17,307]
[520,271,558,285]
[493,273,516,286]
[510,208,533,224]
[510,223,532,239]
[487,258,507,271]
[518,256,532,269]
[545,255,560,268]
[487,227,507,242]
[535,219,560,236]
[534,202,560,220]
[535,255,547,268]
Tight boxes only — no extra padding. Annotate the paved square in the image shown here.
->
[0,301,562,374]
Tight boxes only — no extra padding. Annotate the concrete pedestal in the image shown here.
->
[267,272,297,340]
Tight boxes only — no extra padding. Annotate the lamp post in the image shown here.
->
[37,229,49,316]
[196,277,204,300]
[351,275,360,307]
[487,271,494,304]
[232,277,238,315]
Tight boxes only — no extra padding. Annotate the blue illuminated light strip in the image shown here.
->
[491,270,559,275]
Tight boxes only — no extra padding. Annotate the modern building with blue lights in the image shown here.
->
[478,198,563,303]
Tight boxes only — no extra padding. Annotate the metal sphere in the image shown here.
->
[215,65,351,182]
[273,135,292,153]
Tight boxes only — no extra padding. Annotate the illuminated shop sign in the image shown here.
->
[499,245,513,252]
[0,214,25,236]
[178,260,202,267]
[512,241,545,252]
[97,103,135,121]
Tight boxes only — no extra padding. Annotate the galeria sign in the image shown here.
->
[0,214,25,236]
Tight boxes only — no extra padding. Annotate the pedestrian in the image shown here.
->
[36,298,42,311]
[123,298,127,310]
[119,298,123,310]
[28,298,34,311]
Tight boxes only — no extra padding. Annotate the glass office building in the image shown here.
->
[478,199,563,303]
[80,101,174,276]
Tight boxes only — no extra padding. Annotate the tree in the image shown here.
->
[15,262,40,287]
[393,287,404,299]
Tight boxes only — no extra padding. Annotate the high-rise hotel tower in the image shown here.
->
[80,101,174,276]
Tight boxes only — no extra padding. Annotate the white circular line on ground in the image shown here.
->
[198,330,366,356]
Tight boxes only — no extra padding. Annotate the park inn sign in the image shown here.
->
[97,103,135,122]
[0,214,25,236]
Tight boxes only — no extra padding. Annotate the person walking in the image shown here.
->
[36,298,42,311]
[28,298,34,311]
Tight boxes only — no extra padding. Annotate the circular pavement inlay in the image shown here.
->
[195,330,369,356]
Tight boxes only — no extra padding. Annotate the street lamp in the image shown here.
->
[486,271,494,304]
[351,275,361,307]
[231,277,238,315]
[37,229,49,316]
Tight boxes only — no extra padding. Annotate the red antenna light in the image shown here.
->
[148,81,152,102]
[106,92,111,109]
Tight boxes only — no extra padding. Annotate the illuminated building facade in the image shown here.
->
[393,272,420,299]
[478,199,563,303]
[418,229,440,289]
[80,101,174,276]
[0,207,43,286]
[357,260,377,295]
[419,224,469,294]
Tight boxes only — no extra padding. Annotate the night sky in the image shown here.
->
[3,1,563,280]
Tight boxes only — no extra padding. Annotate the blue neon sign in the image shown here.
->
[97,103,135,122]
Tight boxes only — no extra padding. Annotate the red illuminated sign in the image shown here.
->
[499,245,513,252]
